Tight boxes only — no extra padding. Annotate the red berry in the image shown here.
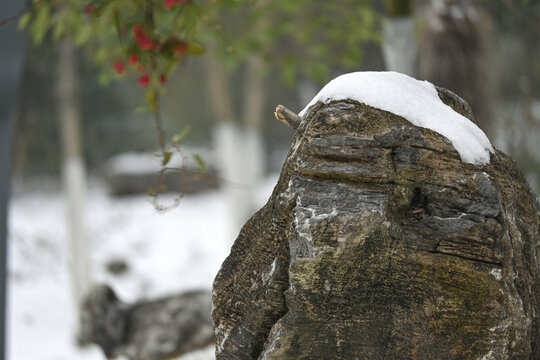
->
[138,75,150,87]
[164,0,177,9]
[174,43,187,53]
[85,5,93,13]
[129,53,139,65]
[113,61,125,74]
[164,0,188,9]
[132,24,143,36]
[159,74,167,85]
[136,33,154,50]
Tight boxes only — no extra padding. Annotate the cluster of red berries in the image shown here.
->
[84,2,190,88]
[111,23,189,87]
[133,24,153,50]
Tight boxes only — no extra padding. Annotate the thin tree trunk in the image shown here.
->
[382,0,417,76]
[57,38,91,331]
[241,55,265,212]
[419,0,493,138]
[205,52,252,242]
[205,51,235,125]
[0,0,25,353]
[240,0,270,213]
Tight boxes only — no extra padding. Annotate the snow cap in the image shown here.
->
[299,71,494,165]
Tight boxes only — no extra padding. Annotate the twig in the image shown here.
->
[0,0,46,28]
[275,104,302,130]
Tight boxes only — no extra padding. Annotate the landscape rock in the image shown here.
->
[212,90,540,359]
[104,150,219,196]
[80,285,214,360]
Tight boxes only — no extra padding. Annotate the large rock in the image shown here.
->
[79,285,214,360]
[212,90,540,359]
[104,150,219,196]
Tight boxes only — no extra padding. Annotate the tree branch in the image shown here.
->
[274,105,301,130]
[0,0,46,28]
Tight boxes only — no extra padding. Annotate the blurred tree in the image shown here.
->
[419,0,493,138]
[382,0,416,76]
[478,0,540,192]
[56,36,92,332]
[0,0,25,356]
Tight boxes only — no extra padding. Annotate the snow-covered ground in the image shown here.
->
[7,176,278,360]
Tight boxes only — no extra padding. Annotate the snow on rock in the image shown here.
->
[299,71,494,165]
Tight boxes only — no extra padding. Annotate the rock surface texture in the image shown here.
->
[212,88,540,359]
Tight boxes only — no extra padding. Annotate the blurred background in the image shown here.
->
[2,0,540,359]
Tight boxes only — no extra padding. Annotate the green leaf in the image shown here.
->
[187,41,205,55]
[193,154,206,172]
[146,90,157,111]
[52,16,67,40]
[18,13,32,30]
[172,125,191,143]
[74,25,93,46]
[162,151,173,166]
[182,3,201,37]
[113,9,124,37]
[30,3,51,45]
[147,187,157,196]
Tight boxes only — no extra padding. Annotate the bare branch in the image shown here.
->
[0,0,45,28]
[275,104,301,130]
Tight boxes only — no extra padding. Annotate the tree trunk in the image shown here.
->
[205,52,253,242]
[382,0,417,76]
[242,55,265,212]
[57,38,91,330]
[0,0,25,354]
[419,0,493,138]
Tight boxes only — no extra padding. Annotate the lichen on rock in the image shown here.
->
[212,86,540,359]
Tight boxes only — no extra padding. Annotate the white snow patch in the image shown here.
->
[175,345,214,360]
[299,71,494,165]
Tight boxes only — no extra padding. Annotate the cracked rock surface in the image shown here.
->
[212,93,540,359]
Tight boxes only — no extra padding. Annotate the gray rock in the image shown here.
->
[103,151,219,196]
[80,285,214,360]
[212,95,540,359]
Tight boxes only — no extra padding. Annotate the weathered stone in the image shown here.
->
[103,151,219,196]
[212,95,540,359]
[80,285,214,360]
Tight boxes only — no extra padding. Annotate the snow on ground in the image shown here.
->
[299,71,494,165]
[7,175,278,360]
